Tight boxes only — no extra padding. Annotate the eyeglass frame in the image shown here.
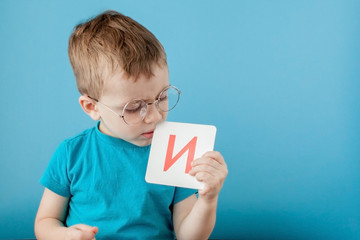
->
[88,85,181,125]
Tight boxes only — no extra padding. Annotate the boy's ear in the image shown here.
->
[79,95,101,121]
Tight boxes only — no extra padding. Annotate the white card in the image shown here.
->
[145,121,217,189]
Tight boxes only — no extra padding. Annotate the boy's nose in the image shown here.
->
[143,104,163,124]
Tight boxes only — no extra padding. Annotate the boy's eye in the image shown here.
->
[159,94,168,102]
[125,107,140,113]
[124,101,143,113]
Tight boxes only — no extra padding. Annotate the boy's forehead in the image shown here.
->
[101,65,169,103]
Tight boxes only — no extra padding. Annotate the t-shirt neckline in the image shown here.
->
[94,121,151,150]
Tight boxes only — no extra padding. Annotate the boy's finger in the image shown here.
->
[202,151,226,165]
[191,157,221,169]
[189,164,217,177]
[75,224,98,234]
[91,226,99,234]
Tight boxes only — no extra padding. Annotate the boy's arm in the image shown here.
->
[35,188,98,240]
[173,151,228,240]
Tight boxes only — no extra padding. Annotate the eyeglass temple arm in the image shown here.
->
[88,95,125,119]
[88,96,99,102]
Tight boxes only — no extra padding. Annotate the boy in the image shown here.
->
[35,10,227,240]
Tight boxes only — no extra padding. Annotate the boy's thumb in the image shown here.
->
[75,224,98,234]
[91,226,99,234]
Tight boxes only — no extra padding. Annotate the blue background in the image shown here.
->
[0,0,359,239]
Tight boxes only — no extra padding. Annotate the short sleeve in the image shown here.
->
[40,141,71,197]
[173,187,197,205]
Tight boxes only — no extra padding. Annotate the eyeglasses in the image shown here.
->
[88,85,181,125]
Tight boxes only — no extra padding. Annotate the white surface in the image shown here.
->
[145,121,217,189]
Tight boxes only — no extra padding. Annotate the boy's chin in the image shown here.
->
[132,138,153,147]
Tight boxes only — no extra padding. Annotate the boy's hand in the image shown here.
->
[66,224,98,240]
[189,151,228,201]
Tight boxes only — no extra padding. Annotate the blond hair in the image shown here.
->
[68,10,167,99]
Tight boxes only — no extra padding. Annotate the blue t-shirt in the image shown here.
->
[40,123,196,239]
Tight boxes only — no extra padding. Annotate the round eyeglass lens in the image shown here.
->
[157,86,180,112]
[122,99,147,125]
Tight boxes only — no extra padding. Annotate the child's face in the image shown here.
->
[97,64,169,146]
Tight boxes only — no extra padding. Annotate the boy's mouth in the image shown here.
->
[142,130,154,139]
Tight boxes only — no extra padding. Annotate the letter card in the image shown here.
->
[145,121,217,189]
